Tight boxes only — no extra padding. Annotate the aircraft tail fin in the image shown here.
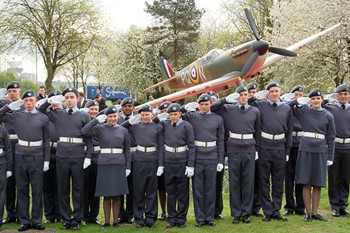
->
[161,57,174,79]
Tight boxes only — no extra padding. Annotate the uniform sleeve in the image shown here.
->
[216,116,225,164]
[0,105,14,124]
[42,116,50,162]
[157,124,164,166]
[254,109,261,151]
[82,115,92,159]
[211,98,227,112]
[3,128,12,172]
[185,124,195,167]
[326,114,336,161]
[81,118,100,137]
[285,107,293,155]
[123,130,131,170]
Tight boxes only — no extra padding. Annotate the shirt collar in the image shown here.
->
[108,122,118,127]
[237,103,250,109]
[268,99,282,106]
[337,102,349,109]
[172,118,183,126]
[66,106,79,113]
[25,109,38,113]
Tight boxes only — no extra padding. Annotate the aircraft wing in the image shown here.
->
[143,76,178,92]
[261,23,341,69]
[136,71,241,109]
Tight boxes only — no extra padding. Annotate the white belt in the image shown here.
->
[130,147,137,152]
[137,145,157,152]
[261,132,285,140]
[335,137,350,144]
[164,144,187,153]
[0,148,3,154]
[100,148,123,154]
[93,146,101,152]
[51,142,57,148]
[18,139,43,147]
[9,134,18,140]
[292,131,304,137]
[195,140,216,147]
[59,137,83,143]
[229,132,253,140]
[303,132,325,139]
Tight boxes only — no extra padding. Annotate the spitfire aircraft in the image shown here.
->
[141,8,340,108]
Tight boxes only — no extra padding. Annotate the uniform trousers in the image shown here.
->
[132,160,158,225]
[252,160,261,213]
[0,163,7,222]
[328,149,350,211]
[192,159,217,222]
[15,154,44,225]
[215,170,224,217]
[164,162,189,225]
[83,160,99,222]
[43,156,60,221]
[258,147,286,217]
[56,156,85,225]
[5,140,17,220]
[228,152,255,217]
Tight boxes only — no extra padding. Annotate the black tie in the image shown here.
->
[172,123,176,127]
[342,104,346,110]
[68,109,73,115]
[272,103,277,108]
[125,116,130,121]
[240,106,245,110]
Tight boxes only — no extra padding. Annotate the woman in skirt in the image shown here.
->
[82,106,131,227]
[289,88,335,221]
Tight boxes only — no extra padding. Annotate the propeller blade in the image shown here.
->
[240,51,259,78]
[244,8,260,41]
[269,46,298,57]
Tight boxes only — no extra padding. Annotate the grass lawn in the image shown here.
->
[1,185,349,233]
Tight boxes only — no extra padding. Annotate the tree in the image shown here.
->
[145,0,204,69]
[0,0,102,91]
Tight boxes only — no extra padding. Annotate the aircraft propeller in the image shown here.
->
[240,8,298,78]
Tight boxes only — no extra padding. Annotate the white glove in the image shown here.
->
[96,114,107,123]
[254,90,269,100]
[324,93,338,102]
[156,166,164,176]
[0,88,7,99]
[48,95,65,104]
[83,158,91,169]
[297,97,310,105]
[43,161,50,172]
[35,98,48,109]
[157,113,169,121]
[129,114,141,125]
[255,151,259,160]
[114,105,122,111]
[281,93,295,102]
[80,107,89,113]
[6,171,12,178]
[185,166,194,178]
[8,100,24,110]
[286,155,289,162]
[217,163,224,172]
[185,102,199,112]
[327,160,333,166]
[126,169,131,177]
[225,93,240,103]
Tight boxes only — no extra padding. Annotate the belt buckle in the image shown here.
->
[28,141,30,147]
[241,134,244,140]
[68,137,72,143]
[314,133,317,139]
[272,135,275,140]
[172,147,177,153]
[343,138,346,144]
[144,147,147,153]
[204,142,208,147]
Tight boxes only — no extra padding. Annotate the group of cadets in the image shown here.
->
[0,79,349,231]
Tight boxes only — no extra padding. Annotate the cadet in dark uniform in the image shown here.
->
[122,104,164,228]
[156,101,171,221]
[42,90,62,223]
[160,103,195,228]
[0,121,12,227]
[246,82,262,217]
[2,81,22,224]
[82,100,100,225]
[39,87,92,230]
[323,84,350,217]
[0,90,50,231]
[289,89,335,221]
[212,86,261,224]
[183,94,225,227]
[118,97,135,224]
[82,106,130,228]
[250,81,293,222]
[284,86,305,216]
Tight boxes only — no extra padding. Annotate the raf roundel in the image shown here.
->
[317,91,320,95]
[14,84,18,88]
[173,106,176,111]
[112,108,116,111]
[28,93,32,96]
[69,88,72,91]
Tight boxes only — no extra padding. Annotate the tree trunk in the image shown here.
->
[45,64,56,92]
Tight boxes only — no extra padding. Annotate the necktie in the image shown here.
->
[342,104,346,110]
[240,106,245,110]
[272,103,277,108]
[68,109,73,115]
[172,123,176,127]
[125,116,130,121]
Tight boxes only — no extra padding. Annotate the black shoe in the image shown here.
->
[146,222,155,228]
[70,223,80,230]
[252,211,263,217]
[273,215,288,221]
[215,214,224,220]
[81,220,87,226]
[135,223,145,228]
[18,224,31,231]
[45,219,55,224]
[206,220,216,226]
[283,210,294,216]
[332,209,340,217]
[339,209,350,216]
[262,215,271,222]
[158,214,167,221]
[312,214,327,221]
[166,222,176,228]
[112,223,119,227]
[117,218,124,224]
[232,217,240,224]
[32,224,45,230]
[242,216,251,224]
[3,217,16,224]
[195,221,205,227]
[295,210,305,215]
[177,222,186,228]
[102,223,110,228]
[61,223,71,230]
[125,217,134,224]
[304,214,312,222]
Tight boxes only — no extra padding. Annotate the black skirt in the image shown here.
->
[295,151,327,187]
[95,164,129,197]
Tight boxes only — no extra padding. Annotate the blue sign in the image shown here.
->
[86,86,133,100]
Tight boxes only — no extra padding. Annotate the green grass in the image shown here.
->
[1,186,349,233]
